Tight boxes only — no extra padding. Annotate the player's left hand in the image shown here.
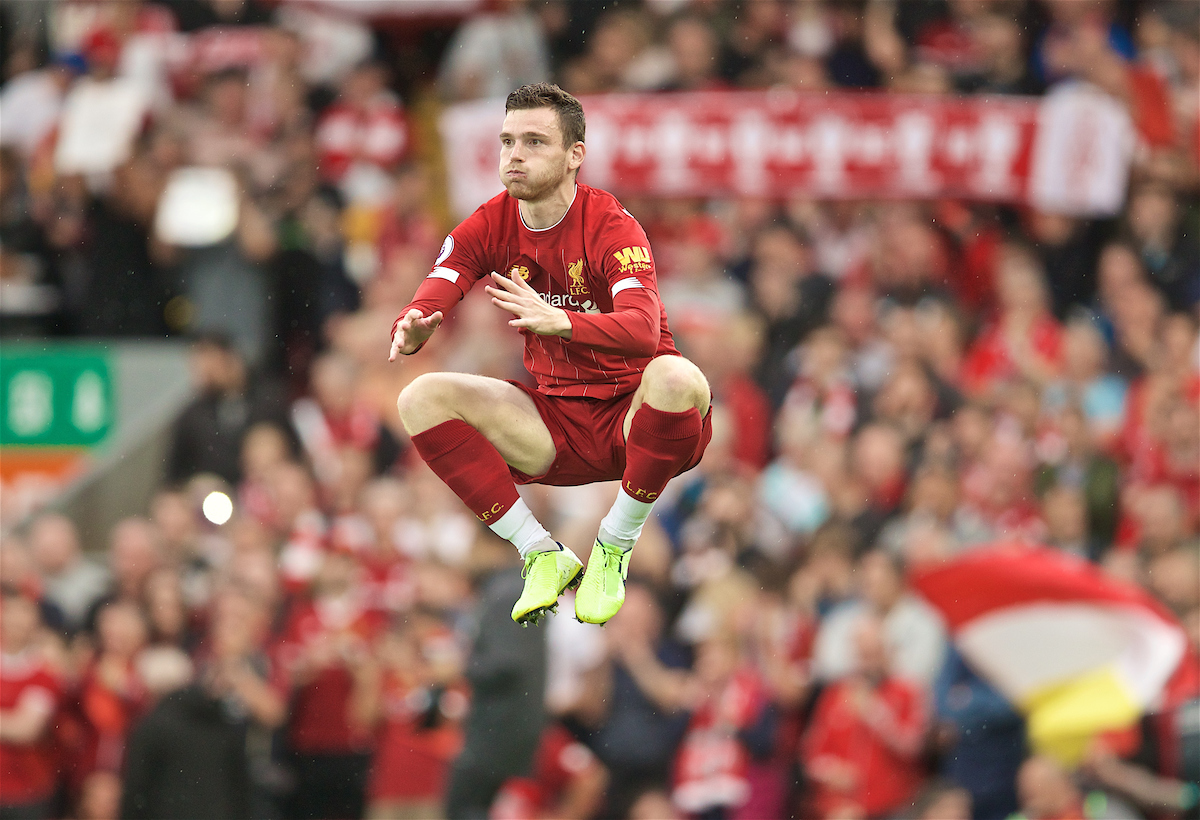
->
[485,270,573,338]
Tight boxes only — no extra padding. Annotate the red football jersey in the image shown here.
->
[398,184,679,399]
[0,653,61,805]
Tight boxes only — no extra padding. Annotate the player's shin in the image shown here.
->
[409,419,533,546]
[578,405,702,625]
[601,404,704,551]
[409,420,579,625]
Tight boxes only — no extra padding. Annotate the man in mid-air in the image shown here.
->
[389,83,711,626]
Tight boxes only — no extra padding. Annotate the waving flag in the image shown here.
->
[911,543,1188,764]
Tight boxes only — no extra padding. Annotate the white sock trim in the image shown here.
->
[488,499,556,558]
[598,490,655,551]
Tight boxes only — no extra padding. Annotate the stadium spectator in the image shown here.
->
[746,223,837,405]
[1026,210,1108,320]
[372,162,443,287]
[444,532,547,820]
[139,566,193,652]
[1043,317,1128,445]
[119,676,253,820]
[1,3,1198,819]
[277,546,383,820]
[1039,484,1095,559]
[316,61,410,206]
[954,9,1039,95]
[557,9,663,95]
[490,722,608,820]
[670,632,778,819]
[910,779,974,820]
[0,58,76,159]
[363,612,465,820]
[0,587,62,820]
[0,539,51,621]
[74,600,150,779]
[659,14,729,92]
[166,333,291,485]
[180,68,274,183]
[81,518,164,636]
[587,582,690,818]
[291,349,387,492]
[961,243,1063,399]
[201,584,288,817]
[437,0,550,103]
[1034,405,1122,553]
[1011,754,1102,820]
[801,613,927,820]
[69,151,173,339]
[811,549,946,690]
[163,0,273,32]
[1124,181,1200,312]
[933,646,1026,820]
[27,513,109,634]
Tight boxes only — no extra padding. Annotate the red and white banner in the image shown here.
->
[441,84,1134,219]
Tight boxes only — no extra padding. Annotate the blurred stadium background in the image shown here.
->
[0,0,1197,819]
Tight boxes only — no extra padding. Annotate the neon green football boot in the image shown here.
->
[511,544,583,627]
[574,539,632,625]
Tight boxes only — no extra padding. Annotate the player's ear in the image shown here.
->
[568,141,585,173]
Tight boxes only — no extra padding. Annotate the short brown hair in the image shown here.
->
[505,83,585,147]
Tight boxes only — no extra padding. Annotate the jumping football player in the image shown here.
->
[389,83,711,626]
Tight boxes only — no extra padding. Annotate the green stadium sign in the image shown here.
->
[0,348,114,448]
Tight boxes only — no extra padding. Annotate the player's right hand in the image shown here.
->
[389,309,443,360]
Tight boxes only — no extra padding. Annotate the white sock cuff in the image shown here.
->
[488,499,555,558]
[599,491,656,551]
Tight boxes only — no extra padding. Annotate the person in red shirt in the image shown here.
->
[672,635,777,820]
[388,83,712,627]
[961,243,1063,399]
[277,548,385,820]
[364,613,465,820]
[0,586,62,820]
[801,613,927,820]
[314,61,410,202]
[489,723,608,820]
[73,600,149,792]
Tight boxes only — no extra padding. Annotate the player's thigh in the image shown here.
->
[399,372,555,476]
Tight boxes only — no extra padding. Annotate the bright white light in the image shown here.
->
[202,491,233,525]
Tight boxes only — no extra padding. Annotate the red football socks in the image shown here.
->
[410,420,520,524]
[621,405,704,502]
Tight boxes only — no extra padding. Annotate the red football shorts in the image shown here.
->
[506,380,713,487]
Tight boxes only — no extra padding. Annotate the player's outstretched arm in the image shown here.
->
[485,270,572,338]
[388,308,444,360]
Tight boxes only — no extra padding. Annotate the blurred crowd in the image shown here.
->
[1,0,1198,819]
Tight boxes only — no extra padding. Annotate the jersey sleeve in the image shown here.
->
[425,210,491,296]
[565,206,662,357]
[566,289,661,356]
[391,209,492,351]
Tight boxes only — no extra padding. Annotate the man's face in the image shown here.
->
[0,595,40,652]
[498,107,579,201]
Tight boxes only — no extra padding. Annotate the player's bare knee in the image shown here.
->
[643,356,709,412]
[395,381,424,433]
[397,373,457,434]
